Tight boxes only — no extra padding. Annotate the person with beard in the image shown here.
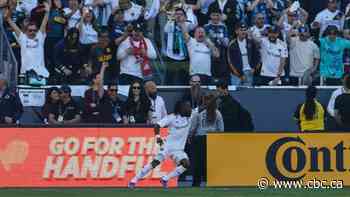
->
[255,25,288,85]
[182,75,204,110]
[288,25,320,86]
[144,80,167,124]
[88,28,117,84]
[54,28,83,84]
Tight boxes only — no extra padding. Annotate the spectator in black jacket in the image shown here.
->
[0,77,23,124]
[228,23,260,86]
[101,83,125,124]
[216,80,254,131]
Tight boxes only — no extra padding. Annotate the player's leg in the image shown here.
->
[160,152,189,188]
[129,150,166,187]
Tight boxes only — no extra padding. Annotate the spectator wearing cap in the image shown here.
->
[255,25,288,85]
[63,0,81,29]
[117,23,157,85]
[144,80,167,124]
[48,85,82,125]
[207,0,239,35]
[181,25,220,85]
[204,8,230,83]
[312,0,343,37]
[88,28,118,84]
[0,77,23,125]
[319,25,350,85]
[228,23,259,86]
[83,62,110,123]
[163,8,197,85]
[288,25,320,86]
[4,2,50,79]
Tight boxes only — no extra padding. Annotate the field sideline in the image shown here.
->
[1,188,350,197]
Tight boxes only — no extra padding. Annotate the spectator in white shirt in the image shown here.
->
[117,23,157,85]
[249,13,270,41]
[79,6,98,65]
[311,0,343,37]
[327,73,350,118]
[118,0,142,22]
[288,25,320,86]
[255,25,288,86]
[16,0,37,16]
[4,2,50,78]
[144,80,167,124]
[63,0,81,29]
[163,8,197,85]
[181,25,220,85]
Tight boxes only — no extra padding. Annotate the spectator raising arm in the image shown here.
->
[3,8,21,37]
[40,1,51,33]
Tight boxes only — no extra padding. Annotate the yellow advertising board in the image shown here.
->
[207,133,350,186]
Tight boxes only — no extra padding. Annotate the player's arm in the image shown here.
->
[154,124,163,146]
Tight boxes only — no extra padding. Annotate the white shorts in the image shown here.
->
[154,148,188,165]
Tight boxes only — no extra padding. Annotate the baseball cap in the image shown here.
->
[131,22,143,32]
[60,85,71,94]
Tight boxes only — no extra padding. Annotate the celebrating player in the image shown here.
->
[128,100,192,188]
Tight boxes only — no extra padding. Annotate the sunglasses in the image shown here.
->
[132,86,141,90]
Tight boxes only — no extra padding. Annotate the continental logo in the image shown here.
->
[266,137,346,181]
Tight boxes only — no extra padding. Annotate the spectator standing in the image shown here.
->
[41,87,61,123]
[83,62,109,123]
[88,28,117,84]
[204,9,230,83]
[249,13,270,41]
[45,0,67,81]
[181,26,220,85]
[207,0,238,35]
[163,8,197,85]
[288,25,320,86]
[4,2,50,79]
[319,25,350,85]
[327,73,350,118]
[107,9,128,46]
[294,86,325,132]
[63,0,81,29]
[79,6,98,64]
[0,77,23,124]
[144,80,167,124]
[312,0,343,37]
[118,0,142,23]
[335,75,350,131]
[182,75,203,109]
[246,0,274,25]
[228,23,259,86]
[255,25,288,85]
[216,80,254,131]
[190,93,224,187]
[48,85,82,125]
[117,23,157,85]
[54,28,83,84]
[123,81,152,124]
[84,0,117,27]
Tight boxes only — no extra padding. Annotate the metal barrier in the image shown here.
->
[0,15,18,89]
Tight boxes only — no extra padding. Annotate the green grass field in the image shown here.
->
[1,188,350,197]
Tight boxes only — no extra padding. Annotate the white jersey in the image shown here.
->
[158,114,191,151]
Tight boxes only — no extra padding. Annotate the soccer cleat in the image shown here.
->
[160,178,168,189]
[128,181,136,189]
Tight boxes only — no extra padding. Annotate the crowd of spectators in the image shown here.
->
[2,0,350,86]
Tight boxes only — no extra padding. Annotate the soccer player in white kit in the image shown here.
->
[129,100,192,188]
